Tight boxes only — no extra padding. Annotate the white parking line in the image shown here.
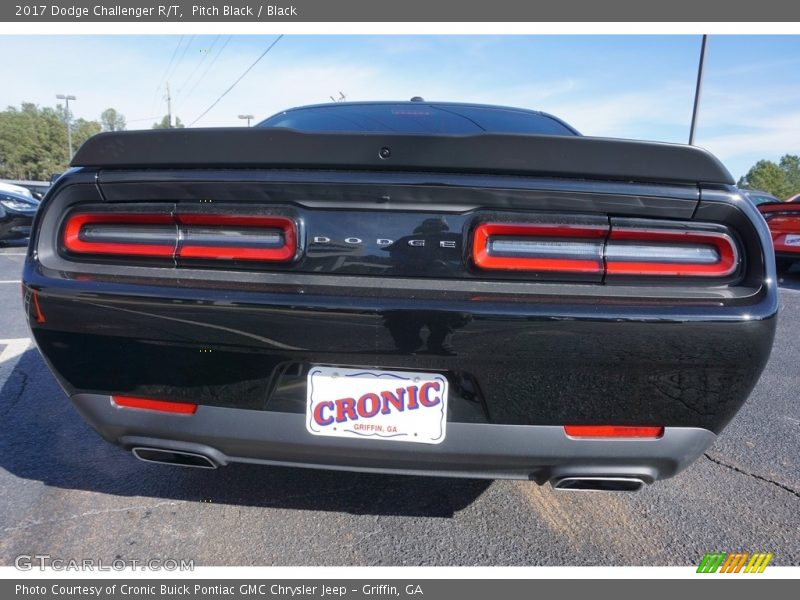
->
[0,280,21,284]
[0,338,32,394]
[0,253,26,256]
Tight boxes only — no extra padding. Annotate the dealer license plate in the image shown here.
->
[306,366,448,444]
[785,234,800,246]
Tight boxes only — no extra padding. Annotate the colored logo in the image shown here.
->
[697,552,773,573]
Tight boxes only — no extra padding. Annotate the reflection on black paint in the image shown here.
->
[382,216,462,276]
[382,310,472,356]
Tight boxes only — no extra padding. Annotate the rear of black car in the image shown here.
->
[22,115,778,490]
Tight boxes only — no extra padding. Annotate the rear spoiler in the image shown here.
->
[758,202,800,212]
[71,128,734,185]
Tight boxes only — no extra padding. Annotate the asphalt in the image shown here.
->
[0,240,797,566]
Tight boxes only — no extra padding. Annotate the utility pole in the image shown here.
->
[56,94,77,160]
[238,114,254,127]
[165,82,173,128]
[689,35,708,146]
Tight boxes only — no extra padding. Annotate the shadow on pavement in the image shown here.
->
[0,348,490,518]
[777,263,800,291]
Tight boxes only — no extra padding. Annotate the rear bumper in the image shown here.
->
[72,393,716,482]
[27,276,777,434]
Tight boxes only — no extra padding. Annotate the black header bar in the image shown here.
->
[3,1,800,22]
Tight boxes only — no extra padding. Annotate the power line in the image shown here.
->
[150,36,184,116]
[188,35,284,127]
[168,34,196,84]
[178,35,233,109]
[176,35,221,97]
[155,36,184,95]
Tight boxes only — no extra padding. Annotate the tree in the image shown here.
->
[738,154,800,200]
[73,118,102,149]
[0,102,108,180]
[0,103,70,179]
[152,115,185,129]
[100,108,126,132]
[779,155,800,192]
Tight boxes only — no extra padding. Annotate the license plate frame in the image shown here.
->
[306,366,448,445]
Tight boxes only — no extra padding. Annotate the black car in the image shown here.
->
[0,190,38,242]
[22,101,777,492]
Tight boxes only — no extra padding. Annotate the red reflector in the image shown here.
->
[564,425,664,438]
[112,396,198,414]
[63,213,175,257]
[472,222,608,273]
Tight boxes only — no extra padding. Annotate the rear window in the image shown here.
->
[258,103,577,136]
[747,193,779,206]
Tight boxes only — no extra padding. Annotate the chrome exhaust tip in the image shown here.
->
[132,447,218,469]
[552,476,645,492]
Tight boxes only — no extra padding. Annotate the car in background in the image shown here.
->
[785,193,800,203]
[0,189,39,242]
[1,180,52,201]
[758,196,800,272]
[0,181,35,200]
[742,189,781,206]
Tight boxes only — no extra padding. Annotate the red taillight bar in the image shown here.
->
[564,425,664,439]
[62,212,297,262]
[63,213,175,257]
[605,228,738,277]
[112,395,198,414]
[472,223,608,273]
[175,214,297,261]
[473,221,739,279]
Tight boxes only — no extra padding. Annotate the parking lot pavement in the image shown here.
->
[0,244,798,566]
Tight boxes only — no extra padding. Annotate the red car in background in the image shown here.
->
[756,194,800,272]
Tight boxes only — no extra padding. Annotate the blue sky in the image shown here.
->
[1,35,798,179]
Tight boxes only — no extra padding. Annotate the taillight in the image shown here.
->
[605,228,738,277]
[112,395,198,414]
[564,425,664,439]
[175,214,296,261]
[472,223,606,274]
[63,213,175,257]
[472,219,740,280]
[62,211,297,262]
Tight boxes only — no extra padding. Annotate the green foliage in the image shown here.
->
[0,102,125,180]
[152,115,185,129]
[738,154,800,200]
[100,108,126,132]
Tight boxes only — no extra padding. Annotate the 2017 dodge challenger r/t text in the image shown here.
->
[22,101,778,492]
